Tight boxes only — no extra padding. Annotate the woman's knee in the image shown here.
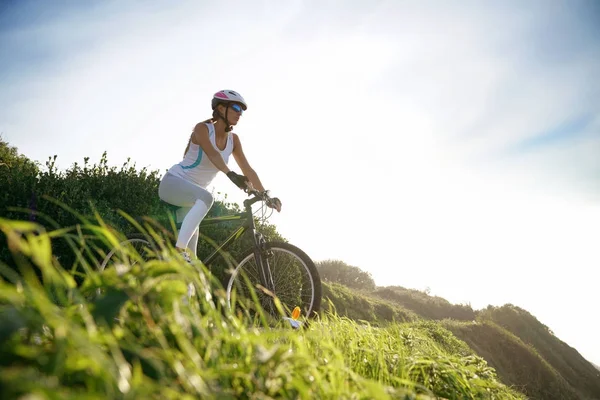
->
[196,190,214,209]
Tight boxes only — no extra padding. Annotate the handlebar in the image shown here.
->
[243,184,276,208]
[244,186,281,213]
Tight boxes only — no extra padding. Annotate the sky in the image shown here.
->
[1,0,599,364]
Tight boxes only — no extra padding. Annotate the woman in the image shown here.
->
[158,89,281,261]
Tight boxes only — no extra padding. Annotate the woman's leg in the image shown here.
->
[175,206,200,257]
[176,200,208,250]
[188,227,200,257]
[158,173,213,253]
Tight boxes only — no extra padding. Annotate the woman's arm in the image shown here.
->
[191,123,231,174]
[231,133,266,192]
[232,133,282,211]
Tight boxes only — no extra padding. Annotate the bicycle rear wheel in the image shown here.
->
[99,234,157,271]
[226,241,321,319]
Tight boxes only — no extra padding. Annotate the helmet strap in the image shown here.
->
[216,104,234,132]
[224,106,233,132]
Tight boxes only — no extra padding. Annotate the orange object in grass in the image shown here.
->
[291,306,301,320]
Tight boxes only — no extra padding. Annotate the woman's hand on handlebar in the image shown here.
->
[226,171,249,191]
[244,181,257,194]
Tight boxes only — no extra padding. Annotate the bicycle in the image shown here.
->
[99,189,322,319]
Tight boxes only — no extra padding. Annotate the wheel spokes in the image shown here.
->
[229,247,316,318]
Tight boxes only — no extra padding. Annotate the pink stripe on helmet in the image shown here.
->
[214,91,228,99]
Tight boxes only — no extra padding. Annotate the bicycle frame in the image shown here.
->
[197,196,275,289]
[166,193,275,290]
[199,212,251,266]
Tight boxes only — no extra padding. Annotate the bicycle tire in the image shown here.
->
[226,241,322,319]
[99,233,158,271]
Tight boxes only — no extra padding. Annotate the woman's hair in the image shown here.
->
[183,107,232,156]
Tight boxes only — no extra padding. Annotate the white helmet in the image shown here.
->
[211,90,247,111]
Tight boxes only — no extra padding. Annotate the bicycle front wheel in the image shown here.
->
[226,241,321,319]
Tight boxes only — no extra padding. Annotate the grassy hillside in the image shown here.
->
[2,219,599,399]
[479,305,600,399]
[373,286,476,321]
[0,218,525,399]
[321,283,418,324]
[319,283,600,399]
[444,320,579,399]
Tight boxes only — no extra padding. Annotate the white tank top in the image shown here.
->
[168,123,234,188]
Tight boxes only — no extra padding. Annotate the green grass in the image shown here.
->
[478,305,600,398]
[318,281,600,400]
[443,320,578,399]
[0,217,526,399]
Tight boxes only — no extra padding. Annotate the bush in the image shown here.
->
[316,259,376,291]
[0,138,284,281]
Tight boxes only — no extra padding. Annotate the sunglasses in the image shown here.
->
[230,104,244,114]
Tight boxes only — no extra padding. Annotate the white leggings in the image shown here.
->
[158,172,214,255]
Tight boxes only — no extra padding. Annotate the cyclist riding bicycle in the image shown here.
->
[158,90,282,261]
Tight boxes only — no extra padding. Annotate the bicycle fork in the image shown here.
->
[252,232,276,293]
